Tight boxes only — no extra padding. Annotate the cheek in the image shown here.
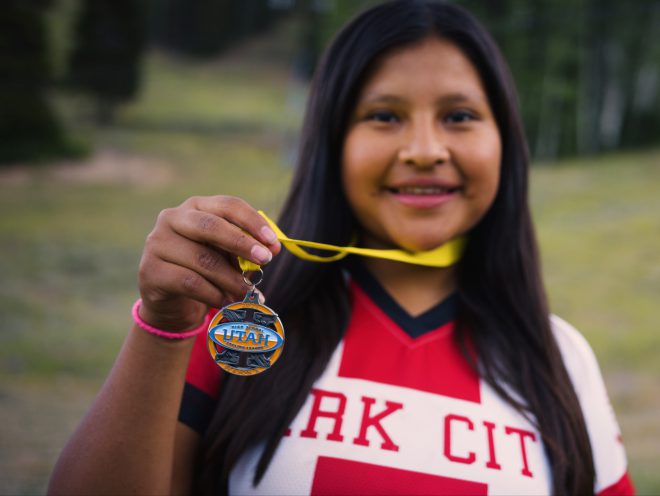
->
[342,131,375,176]
[341,131,384,197]
[463,136,502,206]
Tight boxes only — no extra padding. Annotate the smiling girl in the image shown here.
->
[49,2,633,495]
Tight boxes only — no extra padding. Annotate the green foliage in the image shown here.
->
[149,0,278,57]
[44,0,80,80]
[0,0,74,164]
[460,0,660,158]
[66,0,148,124]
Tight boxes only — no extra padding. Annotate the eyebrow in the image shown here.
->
[358,91,485,106]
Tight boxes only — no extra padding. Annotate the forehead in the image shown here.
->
[357,37,487,101]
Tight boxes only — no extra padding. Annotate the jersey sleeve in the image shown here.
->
[178,323,223,435]
[550,315,635,495]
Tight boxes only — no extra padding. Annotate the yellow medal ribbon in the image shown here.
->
[238,211,466,272]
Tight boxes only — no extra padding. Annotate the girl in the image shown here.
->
[49,1,633,495]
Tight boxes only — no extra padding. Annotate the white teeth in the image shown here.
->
[397,186,450,195]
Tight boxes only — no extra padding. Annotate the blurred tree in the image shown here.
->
[318,0,381,61]
[150,0,278,57]
[0,0,69,164]
[67,0,147,124]
[293,0,323,79]
[145,0,660,158]
[461,0,660,158]
[589,0,660,151]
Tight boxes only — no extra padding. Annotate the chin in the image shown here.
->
[396,236,453,253]
[387,222,462,253]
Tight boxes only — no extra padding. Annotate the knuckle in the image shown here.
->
[156,207,174,224]
[197,249,223,272]
[137,258,159,292]
[143,230,167,260]
[181,196,200,207]
[217,195,245,212]
[138,246,161,271]
[137,258,150,282]
[232,231,251,253]
[198,214,218,233]
[225,195,244,208]
[144,229,159,248]
[182,272,203,293]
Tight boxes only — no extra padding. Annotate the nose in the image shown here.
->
[398,118,449,168]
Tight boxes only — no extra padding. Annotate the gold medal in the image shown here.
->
[207,269,285,376]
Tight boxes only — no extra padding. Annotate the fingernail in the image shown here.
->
[251,245,272,264]
[260,226,278,245]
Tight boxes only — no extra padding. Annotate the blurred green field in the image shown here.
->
[532,152,660,494]
[1,39,659,493]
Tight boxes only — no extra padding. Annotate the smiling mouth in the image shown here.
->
[386,185,460,195]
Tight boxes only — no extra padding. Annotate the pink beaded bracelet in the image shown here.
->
[131,299,212,339]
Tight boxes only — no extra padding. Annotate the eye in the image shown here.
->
[366,110,400,124]
[445,110,476,124]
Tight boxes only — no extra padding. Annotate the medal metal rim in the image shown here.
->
[207,300,285,376]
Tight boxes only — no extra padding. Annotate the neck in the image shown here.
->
[361,256,457,316]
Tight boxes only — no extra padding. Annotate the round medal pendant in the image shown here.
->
[207,289,285,376]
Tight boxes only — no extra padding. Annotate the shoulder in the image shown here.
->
[549,315,601,397]
[549,315,634,495]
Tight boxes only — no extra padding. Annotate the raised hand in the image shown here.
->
[137,196,281,332]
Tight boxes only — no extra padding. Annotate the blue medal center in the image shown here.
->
[210,322,283,353]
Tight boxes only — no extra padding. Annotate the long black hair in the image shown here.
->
[200,2,595,494]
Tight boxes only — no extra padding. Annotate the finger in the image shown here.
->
[190,196,281,253]
[169,209,275,267]
[151,234,247,299]
[140,257,231,310]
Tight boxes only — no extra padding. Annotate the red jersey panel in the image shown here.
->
[339,283,480,402]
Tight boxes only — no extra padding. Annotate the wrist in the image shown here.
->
[132,299,212,340]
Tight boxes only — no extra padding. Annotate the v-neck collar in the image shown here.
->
[348,261,457,339]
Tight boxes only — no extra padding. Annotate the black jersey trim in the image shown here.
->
[179,383,216,435]
[349,261,457,339]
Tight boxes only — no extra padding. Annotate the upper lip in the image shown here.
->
[385,178,461,193]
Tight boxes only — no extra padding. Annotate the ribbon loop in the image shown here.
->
[237,210,465,272]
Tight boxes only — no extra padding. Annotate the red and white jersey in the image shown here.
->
[181,274,633,495]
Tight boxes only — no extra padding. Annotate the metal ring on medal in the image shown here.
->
[207,294,285,376]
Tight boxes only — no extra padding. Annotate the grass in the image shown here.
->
[1,27,658,493]
[531,151,660,493]
[0,30,298,492]
[533,151,660,372]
